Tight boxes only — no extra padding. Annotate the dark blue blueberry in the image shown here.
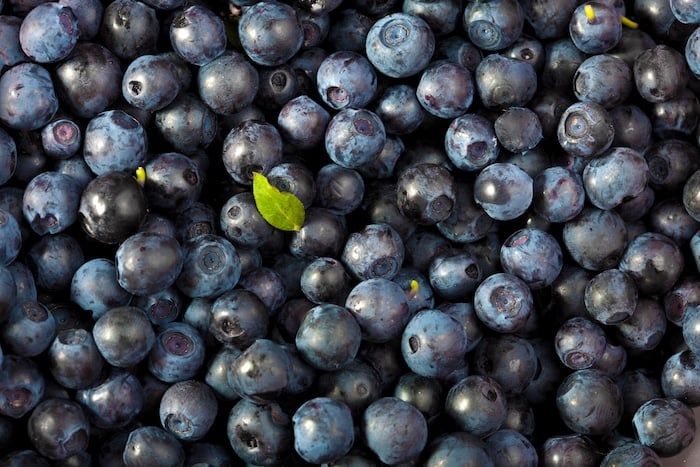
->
[404,229,451,273]
[174,202,217,244]
[0,16,27,70]
[484,429,538,467]
[365,12,435,78]
[295,303,361,371]
[473,272,534,333]
[403,0,461,35]
[474,54,537,109]
[428,249,482,301]
[148,322,205,383]
[159,380,217,442]
[664,277,700,326]
[48,329,104,391]
[363,396,427,464]
[83,110,147,176]
[267,161,317,210]
[92,306,156,368]
[473,162,533,221]
[540,37,586,90]
[297,8,330,48]
[634,45,688,104]
[500,228,563,289]
[464,0,524,51]
[562,207,627,271]
[600,442,661,467]
[226,398,292,465]
[609,105,653,152]
[197,51,259,116]
[683,305,700,355]
[122,426,185,467]
[314,163,363,215]
[0,354,45,419]
[345,277,410,343]
[648,139,700,191]
[289,207,347,259]
[300,256,353,305]
[363,181,416,241]
[70,258,132,321]
[556,368,623,436]
[317,359,381,415]
[584,268,638,324]
[569,2,622,54]
[532,166,585,223]
[143,152,202,213]
[316,50,377,110]
[541,434,601,467]
[341,223,404,281]
[0,265,16,322]
[1,450,51,467]
[416,60,474,119]
[633,397,696,456]
[254,63,299,111]
[557,101,615,157]
[154,93,217,155]
[227,338,291,401]
[115,232,184,296]
[661,351,700,406]
[0,128,16,186]
[439,301,485,353]
[424,432,494,467]
[392,266,435,314]
[277,95,330,149]
[0,209,21,266]
[170,5,226,66]
[18,3,78,63]
[649,197,700,245]
[133,286,183,326]
[99,0,159,60]
[619,232,684,296]
[446,375,507,437]
[393,371,442,423]
[122,54,182,112]
[185,442,235,467]
[503,33,546,71]
[27,398,89,461]
[41,119,80,160]
[57,0,102,39]
[238,1,303,66]
[222,120,283,185]
[76,369,143,429]
[435,35,483,71]
[292,397,354,464]
[396,163,455,225]
[583,147,649,210]
[554,317,607,370]
[239,266,287,313]
[26,233,83,293]
[471,335,537,395]
[22,171,81,235]
[1,300,56,357]
[8,261,37,304]
[373,84,425,135]
[204,344,241,401]
[574,54,632,109]
[176,234,241,299]
[209,288,269,348]
[358,135,405,180]
[494,107,543,154]
[613,297,667,352]
[325,107,386,169]
[220,192,276,249]
[281,343,316,395]
[327,8,373,52]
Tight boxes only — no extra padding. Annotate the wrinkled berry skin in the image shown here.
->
[633,397,696,457]
[27,398,90,461]
[92,306,156,368]
[582,146,649,210]
[446,375,507,437]
[19,3,79,63]
[500,228,563,290]
[227,398,293,465]
[365,12,435,78]
[0,63,58,130]
[600,443,661,467]
[115,232,184,296]
[22,171,81,236]
[363,397,428,464]
[474,162,533,221]
[292,397,354,464]
[238,1,304,67]
[342,223,404,281]
[556,369,623,436]
[464,0,524,51]
[159,380,218,442]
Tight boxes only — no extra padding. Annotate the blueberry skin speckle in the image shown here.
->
[18,3,79,64]
[0,63,58,131]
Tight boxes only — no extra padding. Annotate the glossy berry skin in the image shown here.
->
[301,257,353,306]
[416,60,474,119]
[554,317,607,370]
[683,168,700,221]
[600,443,661,467]
[48,329,104,390]
[484,429,537,467]
[683,305,700,355]
[143,152,202,213]
[573,54,632,109]
[424,431,494,467]
[148,322,205,383]
[254,64,298,111]
[436,181,494,244]
[494,107,543,153]
[41,118,80,160]
[122,54,182,112]
[0,354,45,419]
[238,1,303,66]
[633,398,696,457]
[556,369,623,436]
[634,45,688,103]
[123,426,185,467]
[19,3,78,63]
[473,162,533,221]
[227,398,292,465]
[401,308,468,378]
[532,166,585,223]
[2,300,55,357]
[661,351,700,406]
[373,84,425,135]
[289,207,347,259]
[363,397,428,464]
[92,306,155,368]
[0,16,27,70]
[500,228,563,289]
[115,232,184,296]
[473,272,534,333]
[23,171,81,236]
[175,234,241,299]
[292,397,354,464]
[222,120,283,185]
[0,62,58,131]
[27,398,89,461]
[277,95,330,149]
[325,107,386,169]
[159,380,217,442]
[220,192,276,249]
[154,93,217,155]
[314,164,363,215]
[444,113,499,171]
[83,110,147,176]
[99,0,158,60]
[471,335,537,395]
[0,209,21,266]
[610,105,653,151]
[70,259,132,320]
[316,50,377,110]
[446,375,507,437]
[569,2,621,54]
[584,268,638,324]
[562,207,627,271]
[0,265,16,321]
[557,101,614,157]
[396,163,455,225]
[583,147,649,210]
[318,359,382,415]
[365,12,435,78]
[614,297,667,352]
[169,5,226,66]
[341,223,404,281]
[197,51,259,115]
[619,232,684,296]
[227,339,290,402]
[540,434,601,467]
[463,0,524,51]
[428,250,482,301]
[295,303,362,371]
[76,369,143,429]
[240,266,286,312]
[475,54,537,109]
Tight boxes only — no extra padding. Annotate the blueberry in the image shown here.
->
[556,369,623,436]
[175,233,241,299]
[473,162,533,221]
[148,322,205,383]
[292,397,354,464]
[226,398,292,465]
[428,249,483,301]
[0,209,21,266]
[473,272,534,333]
[435,34,483,71]
[222,120,283,185]
[0,16,28,70]
[540,434,601,467]
[115,232,184,296]
[27,398,89,461]
[557,101,614,157]
[484,429,538,467]
[277,95,330,149]
[122,54,182,112]
[314,163,363,215]
[159,380,217,442]
[365,12,435,78]
[475,53,538,109]
[92,306,156,368]
[444,113,499,171]
[48,329,104,391]
[363,396,428,464]
[122,425,185,467]
[396,163,456,225]
[19,3,78,63]
[76,369,143,429]
[686,24,700,78]
[318,359,382,414]
[325,107,386,169]
[521,0,577,40]
[341,223,404,281]
[154,93,217,155]
[99,0,159,60]
[569,2,622,54]
[618,232,684,296]
[227,338,291,401]
[661,350,700,406]
[532,166,585,223]
[446,375,507,437]
[500,228,563,289]
[471,335,538,394]
[316,50,377,110]
[0,354,45,419]
[204,344,241,401]
[0,62,58,130]
[289,207,347,259]
[584,268,638,324]
[573,54,632,108]
[40,118,81,160]
[494,107,543,153]
[70,258,132,320]
[326,8,374,52]
[634,45,689,103]
[169,5,226,66]
[300,256,353,305]
[609,105,653,152]
[464,0,524,51]
[562,207,627,271]
[209,288,269,348]
[633,397,696,457]
[416,60,474,119]
[197,51,259,116]
[238,1,304,67]
[2,300,56,357]
[613,297,667,352]
[424,432,494,467]
[600,443,661,467]
[554,317,608,370]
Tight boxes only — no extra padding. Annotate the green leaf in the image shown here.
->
[252,172,305,231]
